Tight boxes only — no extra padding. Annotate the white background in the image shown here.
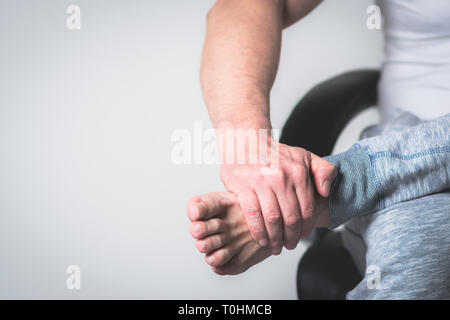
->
[0,0,382,299]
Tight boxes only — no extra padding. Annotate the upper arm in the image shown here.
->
[282,0,323,28]
[207,0,322,28]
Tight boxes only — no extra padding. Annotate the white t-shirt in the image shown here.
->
[377,0,450,120]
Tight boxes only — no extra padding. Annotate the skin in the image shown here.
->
[200,0,333,254]
[187,191,330,275]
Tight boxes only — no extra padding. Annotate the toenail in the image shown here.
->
[197,202,206,216]
[207,256,215,264]
[198,201,206,208]
[192,207,200,220]
[194,223,202,233]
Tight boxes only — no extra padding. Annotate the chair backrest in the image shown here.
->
[280,69,380,157]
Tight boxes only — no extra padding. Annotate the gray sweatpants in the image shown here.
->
[340,112,450,299]
[343,192,450,299]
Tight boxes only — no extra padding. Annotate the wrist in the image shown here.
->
[214,116,271,132]
[216,125,279,166]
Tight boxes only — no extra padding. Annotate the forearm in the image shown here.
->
[325,113,450,228]
[201,0,284,130]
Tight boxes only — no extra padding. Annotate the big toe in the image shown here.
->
[187,192,235,221]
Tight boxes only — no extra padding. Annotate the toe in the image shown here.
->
[186,196,206,221]
[211,266,227,276]
[190,218,224,239]
[205,246,233,267]
[187,192,235,221]
[196,233,227,253]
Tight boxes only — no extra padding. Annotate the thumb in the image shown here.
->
[310,153,338,198]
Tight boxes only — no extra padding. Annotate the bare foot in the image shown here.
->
[187,192,271,275]
[186,192,330,275]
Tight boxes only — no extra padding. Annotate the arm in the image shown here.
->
[201,0,321,130]
[325,113,450,228]
[200,0,330,253]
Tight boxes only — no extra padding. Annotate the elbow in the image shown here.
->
[206,0,287,22]
[205,1,222,23]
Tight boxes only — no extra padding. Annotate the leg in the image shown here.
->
[347,191,450,299]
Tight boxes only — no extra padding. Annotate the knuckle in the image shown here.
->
[269,168,285,185]
[217,248,230,264]
[214,235,225,248]
[222,247,231,259]
[255,173,265,184]
[202,222,210,234]
[302,206,314,219]
[285,214,301,227]
[211,218,222,230]
[219,218,227,230]
[265,210,281,225]
[276,169,286,182]
[245,207,261,219]
[292,165,307,181]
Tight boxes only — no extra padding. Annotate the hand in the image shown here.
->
[220,136,337,254]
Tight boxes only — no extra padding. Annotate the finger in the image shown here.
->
[186,192,234,221]
[310,153,338,198]
[275,186,301,250]
[196,233,227,254]
[237,189,269,247]
[190,218,225,239]
[294,173,315,239]
[255,188,283,255]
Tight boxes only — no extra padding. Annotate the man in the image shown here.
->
[187,0,450,299]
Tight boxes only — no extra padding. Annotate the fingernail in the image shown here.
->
[259,239,268,247]
[323,180,331,194]
[207,256,215,264]
[194,223,202,233]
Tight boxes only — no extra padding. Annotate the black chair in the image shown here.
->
[279,69,380,300]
